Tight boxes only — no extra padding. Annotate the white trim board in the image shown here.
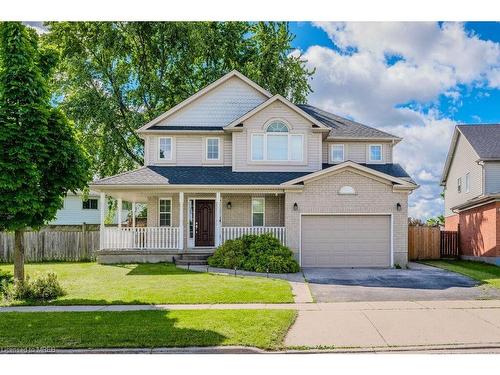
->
[298,212,394,268]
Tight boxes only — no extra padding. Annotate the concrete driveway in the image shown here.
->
[303,262,500,302]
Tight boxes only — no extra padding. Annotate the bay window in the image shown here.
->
[251,120,304,162]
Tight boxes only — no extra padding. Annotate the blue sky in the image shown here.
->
[288,22,500,219]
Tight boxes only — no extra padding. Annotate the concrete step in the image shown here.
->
[177,253,212,261]
[175,259,208,266]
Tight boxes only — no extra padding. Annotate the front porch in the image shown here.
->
[96,190,286,261]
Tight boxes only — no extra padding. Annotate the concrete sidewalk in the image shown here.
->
[1,299,500,313]
[285,300,500,349]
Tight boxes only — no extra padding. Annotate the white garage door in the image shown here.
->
[301,215,391,268]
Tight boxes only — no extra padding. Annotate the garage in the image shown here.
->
[300,214,392,268]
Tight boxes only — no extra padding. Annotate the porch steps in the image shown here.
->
[174,253,212,266]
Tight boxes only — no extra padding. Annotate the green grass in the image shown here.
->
[421,260,500,288]
[0,262,293,305]
[0,309,297,350]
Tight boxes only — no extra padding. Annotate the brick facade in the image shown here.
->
[456,202,499,258]
[285,169,409,266]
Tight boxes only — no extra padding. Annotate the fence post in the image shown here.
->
[82,222,87,259]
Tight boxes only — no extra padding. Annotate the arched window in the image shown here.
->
[252,120,303,162]
[266,121,289,133]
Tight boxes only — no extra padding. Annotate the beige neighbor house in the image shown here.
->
[441,124,500,265]
[91,71,418,267]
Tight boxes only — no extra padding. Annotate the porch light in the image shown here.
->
[293,202,298,211]
[226,201,232,209]
[396,203,402,211]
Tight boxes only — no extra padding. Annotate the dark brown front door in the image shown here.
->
[195,200,215,247]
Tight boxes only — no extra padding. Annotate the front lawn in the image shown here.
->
[0,262,293,305]
[0,309,296,350]
[421,260,500,288]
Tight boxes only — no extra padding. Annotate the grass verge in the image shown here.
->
[0,309,297,350]
[421,260,500,288]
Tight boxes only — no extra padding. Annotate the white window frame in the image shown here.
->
[158,198,172,227]
[205,137,220,161]
[369,144,383,162]
[158,137,173,160]
[251,197,265,227]
[82,198,98,210]
[457,177,462,193]
[251,133,304,162]
[330,143,345,163]
[465,172,470,193]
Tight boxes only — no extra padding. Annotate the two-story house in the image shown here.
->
[91,71,417,268]
[441,124,500,265]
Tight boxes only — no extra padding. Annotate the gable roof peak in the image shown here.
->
[137,70,272,133]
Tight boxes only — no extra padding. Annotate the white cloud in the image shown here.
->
[302,22,500,219]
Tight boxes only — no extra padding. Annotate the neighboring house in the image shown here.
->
[50,191,129,225]
[91,70,417,267]
[441,124,500,265]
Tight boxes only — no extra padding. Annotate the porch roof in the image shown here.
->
[91,163,413,187]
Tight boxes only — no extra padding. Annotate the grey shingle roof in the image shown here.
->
[297,104,400,139]
[457,124,500,159]
[93,164,412,186]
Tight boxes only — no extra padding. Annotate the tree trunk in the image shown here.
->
[14,229,25,281]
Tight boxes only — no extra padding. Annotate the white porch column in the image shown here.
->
[179,192,184,250]
[99,192,105,249]
[117,198,123,228]
[132,202,136,228]
[215,192,221,247]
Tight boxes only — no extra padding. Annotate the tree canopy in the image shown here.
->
[0,22,90,277]
[44,22,314,177]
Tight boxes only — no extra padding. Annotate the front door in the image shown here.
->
[195,200,215,247]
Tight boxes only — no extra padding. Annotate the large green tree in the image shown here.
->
[0,22,90,280]
[44,22,314,177]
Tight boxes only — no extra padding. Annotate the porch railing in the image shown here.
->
[102,227,180,250]
[221,227,286,245]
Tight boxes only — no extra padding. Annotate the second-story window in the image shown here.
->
[251,121,304,162]
[457,177,462,193]
[330,144,345,163]
[159,137,172,160]
[369,144,382,162]
[465,173,470,193]
[206,138,220,160]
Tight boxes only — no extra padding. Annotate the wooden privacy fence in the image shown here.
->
[408,225,459,260]
[0,225,100,262]
[408,225,441,260]
[440,230,459,258]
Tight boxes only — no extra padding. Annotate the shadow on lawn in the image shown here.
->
[0,310,228,349]
[125,263,193,276]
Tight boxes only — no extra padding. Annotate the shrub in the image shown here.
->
[2,272,65,302]
[208,233,299,273]
[207,239,246,269]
